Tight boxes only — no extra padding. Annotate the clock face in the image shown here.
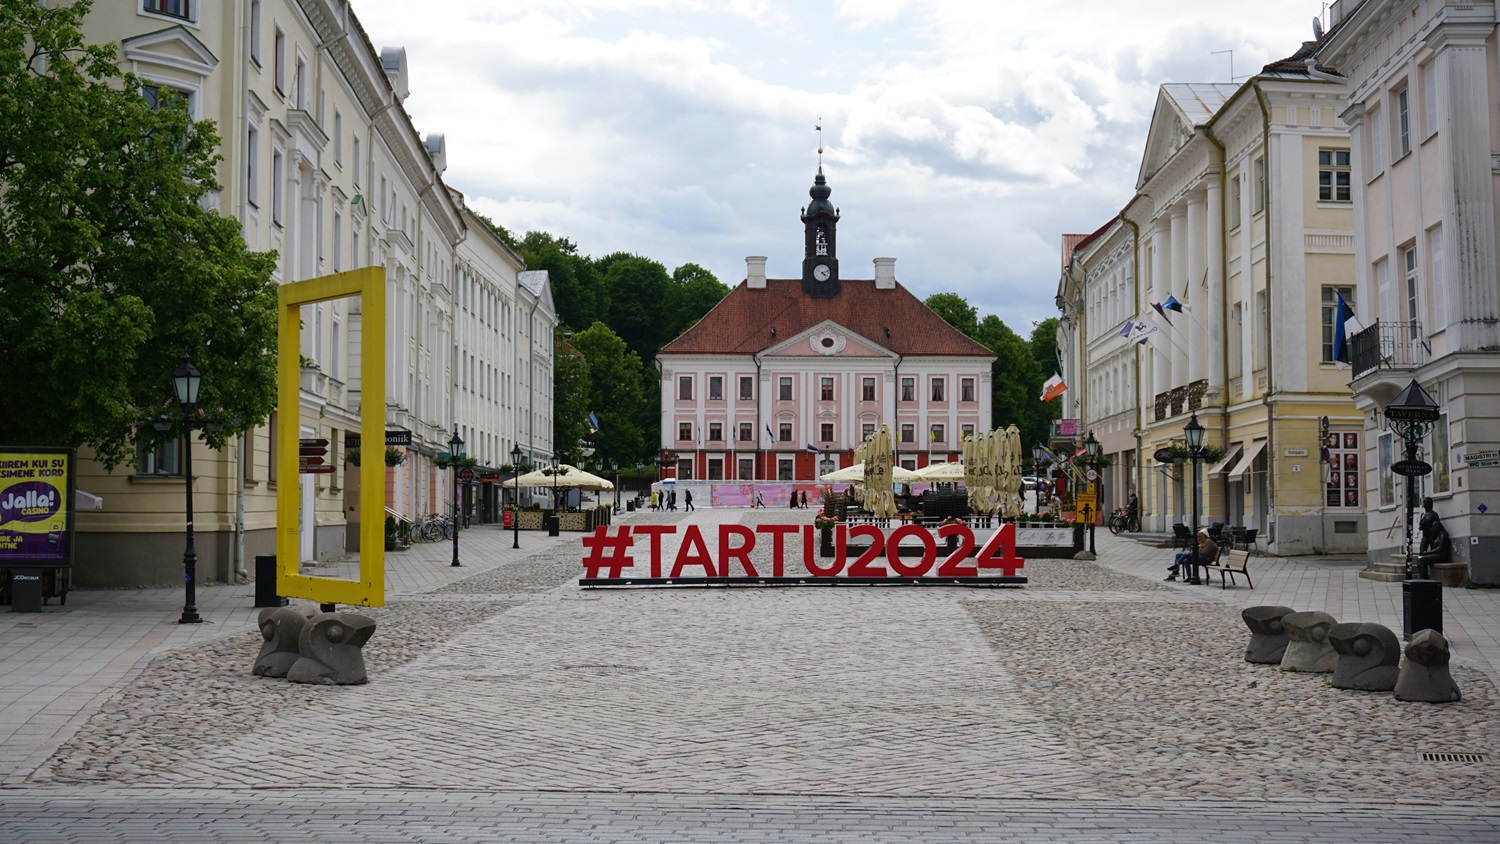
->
[813,264,831,281]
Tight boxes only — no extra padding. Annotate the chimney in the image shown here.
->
[873,257,896,289]
[746,256,767,289]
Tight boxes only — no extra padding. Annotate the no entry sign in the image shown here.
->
[578,523,1026,587]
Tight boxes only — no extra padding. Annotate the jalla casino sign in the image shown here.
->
[0,447,76,566]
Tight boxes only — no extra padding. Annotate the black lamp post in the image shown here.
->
[510,444,523,549]
[1183,413,1206,585]
[448,429,464,567]
[172,355,204,624]
[1383,380,1442,639]
[549,451,562,536]
[1084,430,1101,555]
[612,459,621,514]
[1031,442,1046,516]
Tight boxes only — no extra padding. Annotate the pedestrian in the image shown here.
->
[650,490,659,511]
[754,491,764,508]
[684,489,694,512]
[788,491,798,509]
[668,490,677,511]
[800,490,809,509]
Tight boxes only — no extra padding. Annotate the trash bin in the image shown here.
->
[626,500,636,512]
[255,554,288,608]
[1403,578,1443,639]
[546,514,560,537]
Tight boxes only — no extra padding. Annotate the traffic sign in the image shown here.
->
[1085,468,1098,482]
[1392,459,1432,477]
[1465,450,1500,464]
[1074,492,1097,522]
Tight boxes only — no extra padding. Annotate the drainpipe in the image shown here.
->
[1253,78,1278,544]
[753,352,763,480]
[1203,102,1231,525]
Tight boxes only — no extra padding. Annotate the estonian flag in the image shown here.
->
[766,423,776,442]
[587,412,600,434]
[1151,302,1172,326]
[806,443,820,454]
[1163,294,1189,315]
[1332,292,1365,364]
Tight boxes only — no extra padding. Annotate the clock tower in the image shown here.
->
[800,166,840,298]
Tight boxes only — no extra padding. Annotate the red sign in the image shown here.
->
[503,511,513,527]
[578,523,1026,585]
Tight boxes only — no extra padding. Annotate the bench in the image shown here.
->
[1201,548,1253,589]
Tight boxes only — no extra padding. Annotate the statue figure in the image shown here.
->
[1394,629,1462,703]
[286,611,377,685]
[1279,611,1338,673]
[252,606,316,678]
[1416,497,1451,579]
[1241,605,1296,664]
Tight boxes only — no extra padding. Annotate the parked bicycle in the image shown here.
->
[1108,506,1140,535]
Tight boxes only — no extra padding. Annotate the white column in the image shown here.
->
[1435,34,1500,350]
[1187,194,1209,385]
[1205,177,1225,399]
[1169,205,1189,388]
[1150,223,1171,400]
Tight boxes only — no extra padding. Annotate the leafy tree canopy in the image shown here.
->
[552,336,590,465]
[572,322,646,469]
[0,0,278,469]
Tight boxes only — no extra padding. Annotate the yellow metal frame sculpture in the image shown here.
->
[275,267,385,606]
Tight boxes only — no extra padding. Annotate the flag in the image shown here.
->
[1332,292,1364,364]
[587,412,600,434]
[1151,302,1172,326]
[1040,373,1067,402]
[807,443,820,454]
[1117,321,1134,340]
[1163,294,1190,315]
[1124,317,1159,345]
[766,423,775,441]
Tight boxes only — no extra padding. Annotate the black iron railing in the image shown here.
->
[1351,320,1427,379]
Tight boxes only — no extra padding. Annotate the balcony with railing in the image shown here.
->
[1351,321,1428,380]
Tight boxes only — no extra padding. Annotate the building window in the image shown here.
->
[143,0,191,20]
[352,137,361,186]
[677,459,693,481]
[678,376,692,401]
[136,436,182,476]
[1318,149,1351,202]
[333,111,343,165]
[961,423,975,441]
[930,424,945,444]
[862,377,876,402]
[738,422,752,442]
[1422,62,1438,138]
[294,53,308,110]
[1378,431,1395,507]
[1253,290,1267,371]
[1368,106,1386,178]
[1320,286,1354,362]
[1229,175,1242,229]
[708,422,723,442]
[779,377,792,401]
[271,149,284,226]
[332,212,342,272]
[273,27,286,95]
[1252,156,1266,214]
[1395,86,1411,158]
[821,377,834,401]
[900,424,914,443]
[707,459,723,481]
[1429,412,1450,495]
[249,2,261,63]
[1404,245,1420,337]
[820,422,834,442]
[901,377,915,402]
[1428,224,1447,332]
[778,458,793,481]
[862,423,875,440]
[245,126,259,207]
[778,422,792,442]
[931,378,945,402]
[738,457,754,479]
[708,376,722,401]
[739,376,753,400]
[960,377,975,402]
[1325,430,1361,508]
[678,422,692,442]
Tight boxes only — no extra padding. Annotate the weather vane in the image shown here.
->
[816,119,823,166]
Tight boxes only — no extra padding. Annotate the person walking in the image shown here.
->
[668,490,677,511]
[650,490,659,511]
[755,491,765,508]
[684,489,694,512]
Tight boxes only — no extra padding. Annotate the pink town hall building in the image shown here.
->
[656,169,996,501]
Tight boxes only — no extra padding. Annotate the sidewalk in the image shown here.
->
[0,517,587,786]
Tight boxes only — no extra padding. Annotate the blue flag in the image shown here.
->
[1332,292,1364,363]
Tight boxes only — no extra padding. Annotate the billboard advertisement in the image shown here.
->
[0,447,76,566]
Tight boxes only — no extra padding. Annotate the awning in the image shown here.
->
[1206,445,1243,479]
[1228,440,1268,482]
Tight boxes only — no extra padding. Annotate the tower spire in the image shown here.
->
[816,119,823,168]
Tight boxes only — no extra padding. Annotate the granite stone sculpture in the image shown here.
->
[1394,628,1462,703]
[286,611,377,685]
[1329,622,1401,691]
[252,606,317,678]
[1279,611,1338,673]
[1241,605,1296,664]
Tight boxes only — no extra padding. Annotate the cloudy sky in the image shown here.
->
[353,0,1331,331]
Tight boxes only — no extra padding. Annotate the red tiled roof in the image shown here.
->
[658,279,996,358]
[1060,234,1088,270]
[1070,216,1119,258]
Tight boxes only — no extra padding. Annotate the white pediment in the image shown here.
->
[762,320,895,359]
[122,26,218,78]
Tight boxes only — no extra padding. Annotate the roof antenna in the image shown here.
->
[1211,49,1234,83]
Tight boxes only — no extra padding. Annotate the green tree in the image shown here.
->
[602,255,673,361]
[665,262,730,338]
[572,322,647,467]
[552,336,590,465]
[924,292,980,338]
[1026,317,1063,444]
[517,231,599,330]
[0,0,278,469]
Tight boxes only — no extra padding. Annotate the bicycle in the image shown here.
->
[1108,507,1140,535]
[417,513,451,542]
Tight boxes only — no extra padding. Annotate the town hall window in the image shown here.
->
[708,422,723,442]
[931,377,945,402]
[779,377,793,401]
[960,377,975,402]
[862,377,876,402]
[930,424,945,444]
[678,422,692,441]
[821,377,834,401]
[820,422,834,442]
[738,422,752,442]
[778,422,792,442]
[739,376,754,400]
[1318,149,1351,202]
[708,376,722,401]
[678,376,692,401]
[901,377,915,402]
[900,424,915,443]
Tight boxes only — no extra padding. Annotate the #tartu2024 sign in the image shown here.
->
[579,522,1027,585]
[0,447,76,566]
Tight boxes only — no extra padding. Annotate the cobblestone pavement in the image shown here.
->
[4,508,1500,841]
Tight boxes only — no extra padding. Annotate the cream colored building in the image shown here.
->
[71,1,553,586]
[1318,0,1500,583]
[1060,52,1366,555]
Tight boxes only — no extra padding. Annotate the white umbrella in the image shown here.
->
[914,461,965,482]
[867,425,897,518]
[502,463,614,490]
[820,462,922,485]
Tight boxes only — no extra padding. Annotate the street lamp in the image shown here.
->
[510,444,523,549]
[611,459,621,514]
[1031,442,1046,516]
[1183,413,1206,585]
[549,451,562,536]
[171,355,204,624]
[1383,380,1443,639]
[1084,429,1101,555]
[448,429,464,567]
